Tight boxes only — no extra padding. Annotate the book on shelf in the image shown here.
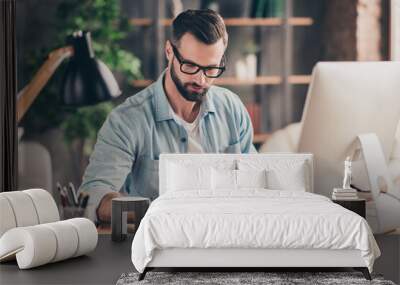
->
[251,0,284,18]
[245,102,261,134]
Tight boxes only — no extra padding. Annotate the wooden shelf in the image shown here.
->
[287,17,314,26]
[129,18,152,26]
[130,17,313,27]
[216,76,281,85]
[288,75,312,84]
[132,75,311,88]
[225,17,313,26]
[132,79,153,88]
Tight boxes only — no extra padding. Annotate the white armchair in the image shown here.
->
[0,189,97,269]
[260,122,400,233]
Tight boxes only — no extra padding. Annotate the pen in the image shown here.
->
[79,195,89,209]
[60,188,70,207]
[56,182,66,207]
[60,193,67,207]
[77,192,83,205]
[56,182,62,193]
[63,186,75,206]
[68,182,79,206]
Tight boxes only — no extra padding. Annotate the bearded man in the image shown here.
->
[79,9,256,223]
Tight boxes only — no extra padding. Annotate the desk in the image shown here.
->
[374,233,400,284]
[1,233,398,284]
[0,235,133,285]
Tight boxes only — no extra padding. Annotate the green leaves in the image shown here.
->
[22,0,142,145]
[61,102,114,145]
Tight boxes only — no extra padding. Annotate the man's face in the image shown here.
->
[166,33,225,102]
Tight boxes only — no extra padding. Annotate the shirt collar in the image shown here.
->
[153,69,216,122]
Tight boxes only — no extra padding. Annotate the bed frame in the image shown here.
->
[139,154,372,281]
[140,248,370,280]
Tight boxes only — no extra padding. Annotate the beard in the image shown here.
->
[170,61,209,103]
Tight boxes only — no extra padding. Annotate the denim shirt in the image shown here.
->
[79,70,257,215]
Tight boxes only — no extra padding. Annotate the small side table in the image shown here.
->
[111,197,150,242]
[332,198,366,218]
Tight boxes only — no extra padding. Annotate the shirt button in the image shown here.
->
[180,138,187,143]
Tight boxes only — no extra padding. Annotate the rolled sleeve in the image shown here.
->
[79,111,136,220]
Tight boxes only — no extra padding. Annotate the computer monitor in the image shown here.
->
[298,61,400,198]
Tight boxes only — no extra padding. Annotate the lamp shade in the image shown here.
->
[61,31,121,106]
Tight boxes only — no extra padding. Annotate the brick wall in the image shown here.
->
[323,0,384,61]
[357,0,382,61]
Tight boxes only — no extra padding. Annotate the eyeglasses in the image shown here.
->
[171,43,226,78]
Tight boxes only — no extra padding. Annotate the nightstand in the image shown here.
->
[332,198,366,218]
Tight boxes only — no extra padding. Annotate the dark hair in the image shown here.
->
[171,9,228,48]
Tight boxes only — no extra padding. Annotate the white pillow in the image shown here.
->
[237,159,308,191]
[212,168,237,190]
[237,169,268,189]
[168,162,212,191]
[211,169,268,190]
[267,162,306,191]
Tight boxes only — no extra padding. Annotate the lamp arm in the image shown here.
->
[17,46,74,123]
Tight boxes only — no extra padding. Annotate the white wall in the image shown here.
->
[392,0,400,60]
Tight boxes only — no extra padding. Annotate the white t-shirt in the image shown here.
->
[172,108,204,153]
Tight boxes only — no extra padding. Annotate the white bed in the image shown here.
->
[131,154,380,280]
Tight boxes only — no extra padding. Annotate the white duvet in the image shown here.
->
[131,190,380,273]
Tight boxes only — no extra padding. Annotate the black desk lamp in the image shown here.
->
[17,31,121,122]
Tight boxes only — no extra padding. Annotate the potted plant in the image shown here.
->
[235,41,260,80]
[19,0,142,181]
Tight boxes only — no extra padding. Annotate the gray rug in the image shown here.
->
[116,271,396,285]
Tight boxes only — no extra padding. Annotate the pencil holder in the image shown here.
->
[62,206,85,220]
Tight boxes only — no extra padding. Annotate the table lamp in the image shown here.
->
[17,31,121,123]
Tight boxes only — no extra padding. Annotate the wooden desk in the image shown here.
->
[0,235,133,285]
[1,233,398,284]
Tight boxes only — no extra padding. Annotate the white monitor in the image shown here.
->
[298,61,400,198]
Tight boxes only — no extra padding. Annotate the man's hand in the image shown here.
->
[96,192,136,223]
[96,192,121,223]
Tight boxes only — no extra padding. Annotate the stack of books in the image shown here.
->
[332,188,358,200]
